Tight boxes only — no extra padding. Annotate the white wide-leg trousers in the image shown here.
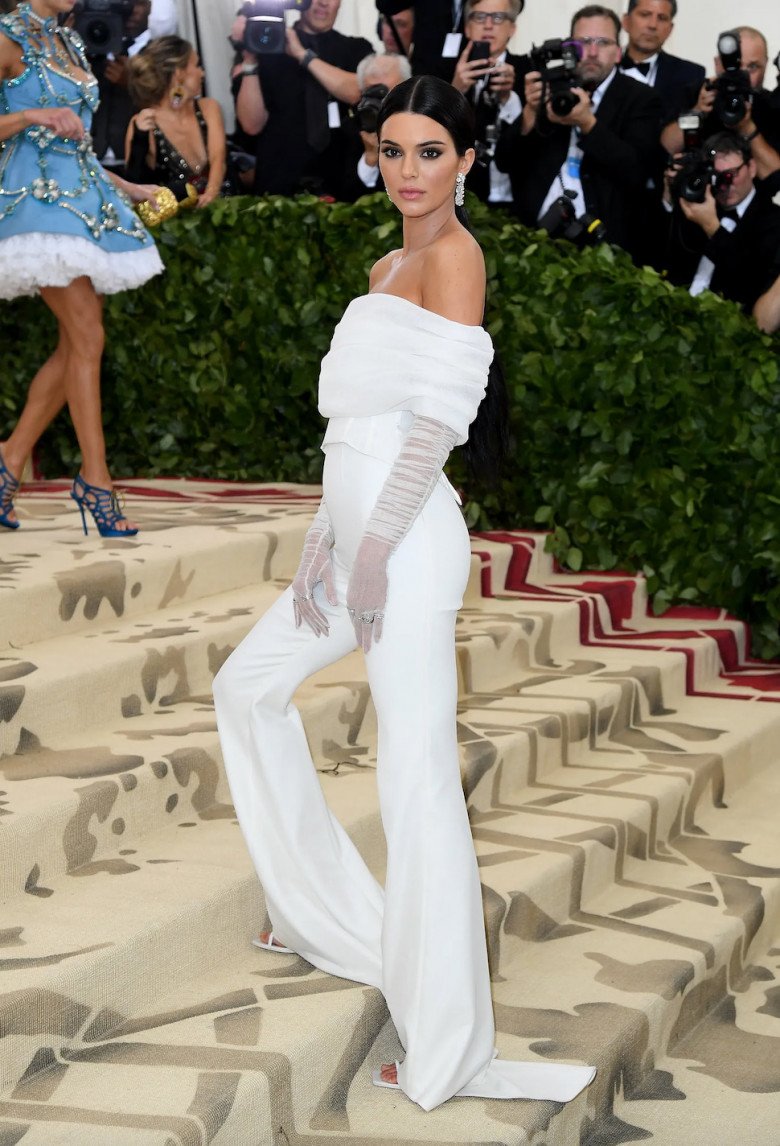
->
[213,445,595,1110]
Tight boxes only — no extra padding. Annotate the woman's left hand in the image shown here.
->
[346,536,392,653]
[197,186,219,208]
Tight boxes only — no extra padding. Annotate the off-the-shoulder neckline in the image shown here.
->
[356,292,487,331]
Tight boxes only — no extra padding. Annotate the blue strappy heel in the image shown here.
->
[0,451,20,530]
[70,474,138,538]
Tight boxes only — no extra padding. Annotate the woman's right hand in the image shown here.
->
[28,107,84,140]
[133,108,157,132]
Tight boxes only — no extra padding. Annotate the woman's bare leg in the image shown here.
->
[4,276,135,530]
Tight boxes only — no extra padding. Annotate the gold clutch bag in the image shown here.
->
[136,186,179,227]
[135,183,198,227]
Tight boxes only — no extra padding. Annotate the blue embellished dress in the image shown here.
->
[0,2,163,299]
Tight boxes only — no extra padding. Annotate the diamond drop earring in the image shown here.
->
[455,171,466,207]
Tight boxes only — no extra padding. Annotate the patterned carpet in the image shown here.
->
[1,480,779,1146]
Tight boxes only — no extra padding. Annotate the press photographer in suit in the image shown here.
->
[233,0,372,197]
[620,0,703,124]
[662,130,780,313]
[340,51,411,201]
[494,5,663,261]
[619,0,704,266]
[662,26,780,187]
[451,0,529,206]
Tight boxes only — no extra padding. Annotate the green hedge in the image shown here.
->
[1,194,779,657]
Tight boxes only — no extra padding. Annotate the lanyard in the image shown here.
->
[452,0,464,30]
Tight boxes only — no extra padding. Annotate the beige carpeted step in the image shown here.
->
[2,484,779,1145]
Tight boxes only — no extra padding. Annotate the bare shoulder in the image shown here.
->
[368,249,401,291]
[200,97,224,125]
[421,229,485,326]
[0,30,19,72]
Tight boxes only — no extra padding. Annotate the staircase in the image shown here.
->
[1,480,779,1146]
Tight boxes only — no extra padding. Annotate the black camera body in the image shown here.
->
[73,0,133,56]
[239,0,311,55]
[355,83,389,134]
[538,189,606,248]
[529,38,581,118]
[670,147,715,203]
[706,31,752,127]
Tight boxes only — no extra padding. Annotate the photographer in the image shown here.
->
[340,52,411,201]
[232,0,372,197]
[451,0,530,206]
[494,4,663,261]
[661,27,780,184]
[662,131,780,313]
[620,1,704,124]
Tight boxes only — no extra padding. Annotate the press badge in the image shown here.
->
[327,101,341,129]
[567,151,582,180]
[442,32,462,57]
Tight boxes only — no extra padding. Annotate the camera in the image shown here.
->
[237,0,311,55]
[529,38,582,118]
[705,31,752,127]
[669,147,715,203]
[73,0,133,56]
[354,83,389,134]
[538,189,606,248]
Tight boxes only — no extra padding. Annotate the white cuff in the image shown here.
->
[357,153,380,188]
[499,90,522,124]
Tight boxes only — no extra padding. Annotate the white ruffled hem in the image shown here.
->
[0,232,164,299]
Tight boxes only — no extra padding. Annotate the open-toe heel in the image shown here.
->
[0,451,20,530]
[70,474,138,538]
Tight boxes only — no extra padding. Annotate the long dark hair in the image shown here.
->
[376,76,509,485]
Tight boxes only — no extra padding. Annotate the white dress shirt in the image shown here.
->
[537,67,617,222]
[689,188,755,296]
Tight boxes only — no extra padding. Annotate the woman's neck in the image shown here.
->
[402,204,459,254]
[29,0,59,20]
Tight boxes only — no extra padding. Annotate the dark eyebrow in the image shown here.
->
[380,139,448,148]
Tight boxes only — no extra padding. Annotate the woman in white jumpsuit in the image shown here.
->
[213,75,595,1112]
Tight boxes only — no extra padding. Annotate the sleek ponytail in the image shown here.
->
[376,76,509,484]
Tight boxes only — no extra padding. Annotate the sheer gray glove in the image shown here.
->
[346,416,459,652]
[292,500,337,637]
[346,535,392,652]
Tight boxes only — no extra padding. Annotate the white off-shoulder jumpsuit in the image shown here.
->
[212,294,595,1110]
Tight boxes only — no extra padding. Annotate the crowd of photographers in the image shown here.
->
[49,0,780,332]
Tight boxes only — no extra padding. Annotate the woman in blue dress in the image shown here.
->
[0,0,163,536]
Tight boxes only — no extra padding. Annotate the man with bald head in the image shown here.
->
[661,25,780,181]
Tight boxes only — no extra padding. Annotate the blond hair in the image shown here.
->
[127,36,193,109]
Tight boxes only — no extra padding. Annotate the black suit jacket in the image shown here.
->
[494,71,664,261]
[466,50,531,203]
[663,189,780,312]
[411,0,464,82]
[644,51,706,124]
[239,29,372,197]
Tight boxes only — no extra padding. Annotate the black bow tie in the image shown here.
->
[718,207,740,223]
[621,56,651,76]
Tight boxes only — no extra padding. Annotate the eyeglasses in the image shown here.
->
[571,36,618,49]
[467,11,513,25]
[715,161,746,181]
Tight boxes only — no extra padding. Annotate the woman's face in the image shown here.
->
[379,112,474,218]
[178,51,204,98]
